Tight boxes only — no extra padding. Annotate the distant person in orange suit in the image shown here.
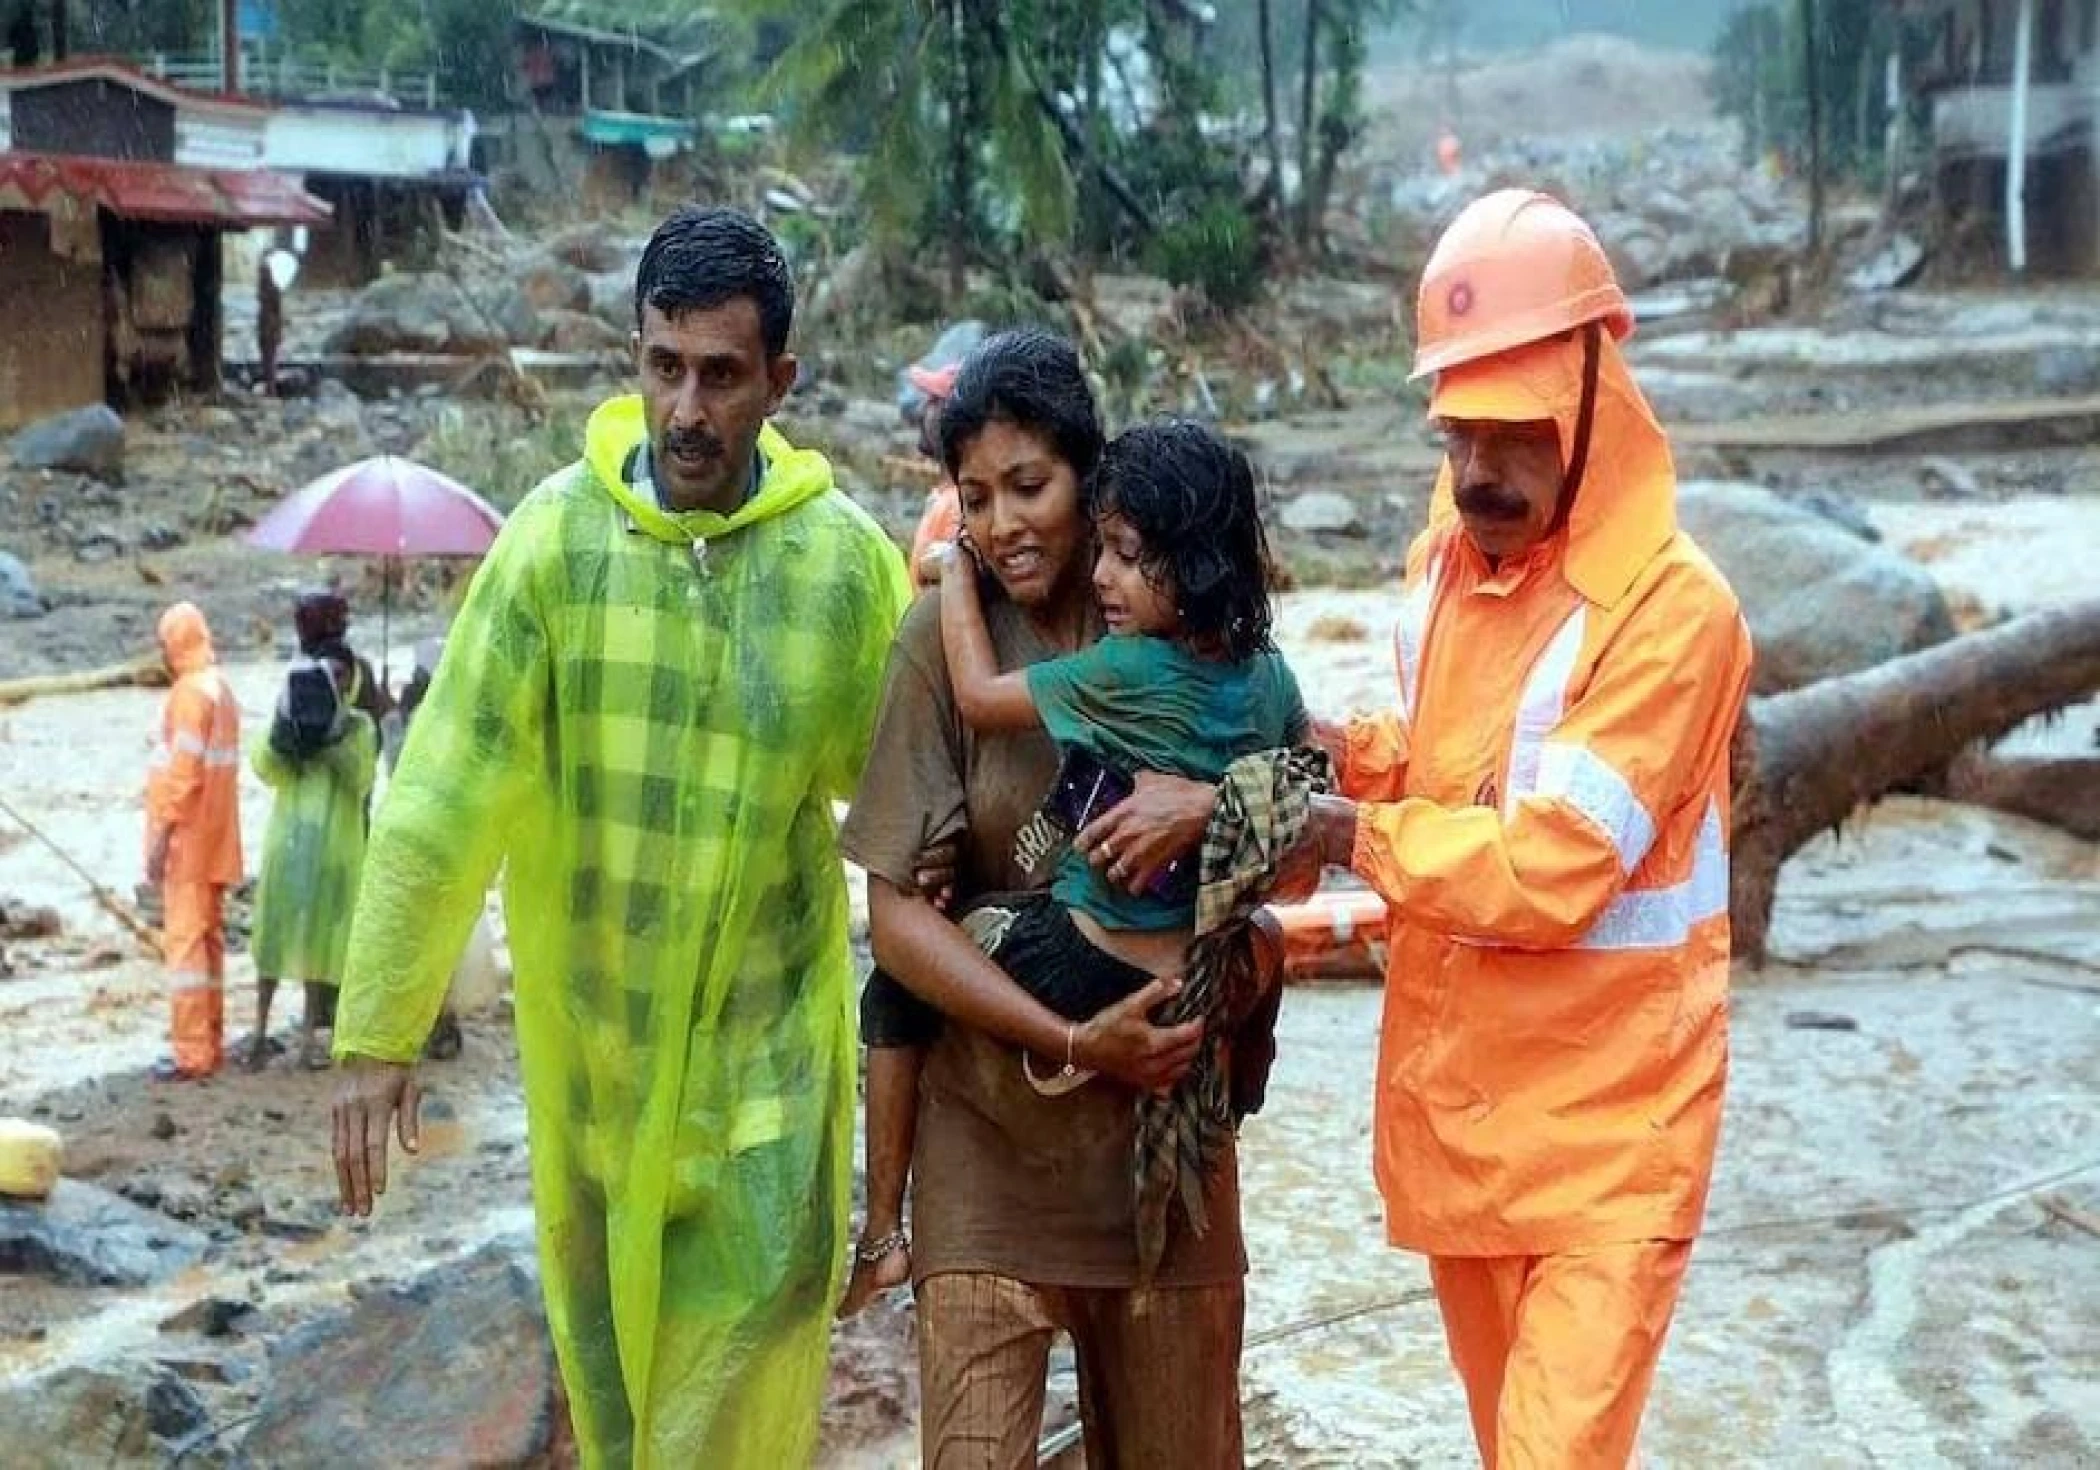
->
[1304,191,1754,1467]
[904,359,962,587]
[1436,126,1463,176]
[145,602,245,1081]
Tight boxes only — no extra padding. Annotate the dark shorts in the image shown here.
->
[859,893,1153,1049]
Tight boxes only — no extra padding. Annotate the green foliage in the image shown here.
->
[1146,196,1263,312]
[1711,0,1914,178]
[416,401,578,513]
[71,0,218,53]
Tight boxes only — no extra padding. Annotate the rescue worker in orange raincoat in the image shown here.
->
[145,601,245,1080]
[903,358,963,587]
[1302,190,1755,1466]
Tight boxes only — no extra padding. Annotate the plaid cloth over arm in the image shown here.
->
[1134,745,1334,1282]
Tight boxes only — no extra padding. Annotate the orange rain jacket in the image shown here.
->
[907,483,963,589]
[146,603,244,886]
[1341,329,1754,1256]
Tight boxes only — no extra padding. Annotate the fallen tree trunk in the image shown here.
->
[1940,752,2100,842]
[0,654,167,709]
[1731,599,2100,964]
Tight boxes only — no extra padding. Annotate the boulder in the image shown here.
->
[545,223,635,276]
[242,1246,559,1468]
[0,1363,208,1468]
[585,271,634,331]
[243,1240,921,1464]
[1844,232,1928,293]
[157,1294,260,1338]
[1677,481,1956,695]
[322,274,528,357]
[1279,490,1367,537]
[516,254,592,314]
[0,1178,210,1286]
[1917,456,1984,500]
[0,550,44,618]
[8,405,125,483]
[537,308,628,355]
[2034,344,2100,395]
[1784,488,1881,543]
[485,284,544,350]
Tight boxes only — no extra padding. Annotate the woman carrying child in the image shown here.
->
[840,329,1308,1467]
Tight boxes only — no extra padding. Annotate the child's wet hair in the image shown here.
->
[1091,418,1275,661]
[937,328,1105,489]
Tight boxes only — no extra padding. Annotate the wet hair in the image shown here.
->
[633,206,795,357]
[937,328,1104,491]
[293,587,348,656]
[1092,418,1276,662]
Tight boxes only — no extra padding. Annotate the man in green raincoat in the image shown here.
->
[328,207,912,1467]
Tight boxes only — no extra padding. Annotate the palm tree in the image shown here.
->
[725,0,1090,294]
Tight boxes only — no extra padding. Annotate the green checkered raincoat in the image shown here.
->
[334,395,911,1468]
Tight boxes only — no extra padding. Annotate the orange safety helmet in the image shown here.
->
[1411,189,1634,381]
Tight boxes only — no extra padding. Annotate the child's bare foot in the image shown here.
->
[836,1228,910,1319]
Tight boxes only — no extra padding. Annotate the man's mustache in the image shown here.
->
[664,426,724,460]
[1455,482,1530,522]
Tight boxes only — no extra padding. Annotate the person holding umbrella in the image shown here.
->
[326,206,912,1467]
[292,587,391,733]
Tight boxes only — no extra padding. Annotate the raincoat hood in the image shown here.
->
[585,395,834,544]
[158,602,217,676]
[1426,328,1675,610]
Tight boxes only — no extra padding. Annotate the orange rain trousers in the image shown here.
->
[163,881,227,1075]
[146,603,243,1078]
[1430,1241,1689,1470]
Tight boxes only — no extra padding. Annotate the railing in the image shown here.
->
[141,53,441,110]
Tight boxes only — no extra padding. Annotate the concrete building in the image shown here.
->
[256,98,478,285]
[0,61,327,428]
[500,11,712,210]
[1901,0,2100,273]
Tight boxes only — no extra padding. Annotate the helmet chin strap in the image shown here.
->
[1551,321,1604,533]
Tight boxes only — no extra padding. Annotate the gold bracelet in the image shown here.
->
[1061,1022,1078,1078]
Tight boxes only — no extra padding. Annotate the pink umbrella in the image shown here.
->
[248,455,505,674]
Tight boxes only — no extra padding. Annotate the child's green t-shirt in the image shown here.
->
[1024,633,1307,933]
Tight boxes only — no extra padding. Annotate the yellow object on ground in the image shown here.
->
[334,397,911,1467]
[0,1117,63,1199]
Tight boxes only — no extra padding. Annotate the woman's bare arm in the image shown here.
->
[940,551,1041,732]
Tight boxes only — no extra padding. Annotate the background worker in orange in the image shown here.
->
[903,358,962,586]
[144,601,244,1081]
[1303,190,1754,1467]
